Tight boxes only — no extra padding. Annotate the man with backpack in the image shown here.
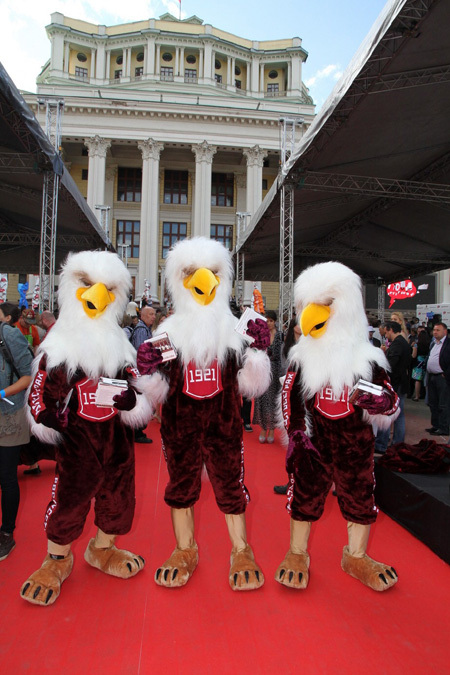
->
[131,306,156,443]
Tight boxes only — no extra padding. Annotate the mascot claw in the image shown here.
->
[20,552,74,606]
[229,545,264,591]
[275,551,310,589]
[341,546,398,591]
[154,544,199,588]
[84,539,145,579]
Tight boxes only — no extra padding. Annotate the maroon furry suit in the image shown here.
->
[29,355,137,545]
[159,355,249,514]
[282,364,398,525]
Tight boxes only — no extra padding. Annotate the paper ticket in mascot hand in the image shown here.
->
[137,236,271,591]
[275,261,400,593]
[21,251,154,607]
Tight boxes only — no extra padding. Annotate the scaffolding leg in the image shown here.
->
[279,183,294,331]
[39,171,60,312]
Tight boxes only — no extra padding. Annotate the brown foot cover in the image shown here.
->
[275,550,310,589]
[229,544,264,591]
[341,545,398,591]
[84,538,145,579]
[20,552,74,606]
[155,544,198,588]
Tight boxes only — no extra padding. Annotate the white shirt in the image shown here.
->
[427,336,446,374]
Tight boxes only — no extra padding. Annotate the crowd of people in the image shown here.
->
[1,295,449,566]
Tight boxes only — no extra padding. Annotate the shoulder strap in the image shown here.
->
[0,323,21,385]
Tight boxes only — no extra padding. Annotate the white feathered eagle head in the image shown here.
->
[39,250,136,379]
[289,261,388,398]
[160,237,242,367]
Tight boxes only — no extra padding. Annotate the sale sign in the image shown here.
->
[386,279,417,308]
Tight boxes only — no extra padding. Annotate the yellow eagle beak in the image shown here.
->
[76,283,116,319]
[300,303,331,339]
[183,267,220,306]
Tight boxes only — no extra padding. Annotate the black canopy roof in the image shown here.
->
[238,0,450,284]
[0,62,112,274]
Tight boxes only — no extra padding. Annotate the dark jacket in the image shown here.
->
[439,336,450,386]
[370,337,381,348]
[385,334,411,395]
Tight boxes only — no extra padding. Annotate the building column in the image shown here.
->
[156,44,161,75]
[63,43,70,74]
[251,57,259,94]
[84,136,111,212]
[96,42,106,80]
[243,145,268,216]
[146,37,155,75]
[199,48,204,80]
[259,63,265,93]
[105,50,111,80]
[179,47,185,77]
[192,141,217,238]
[126,47,132,77]
[137,139,164,301]
[51,32,64,75]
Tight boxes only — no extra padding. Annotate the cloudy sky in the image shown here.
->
[1,0,388,109]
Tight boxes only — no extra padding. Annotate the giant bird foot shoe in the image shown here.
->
[84,539,145,579]
[20,552,74,606]
[275,550,310,589]
[229,544,264,591]
[155,544,198,588]
[341,545,398,591]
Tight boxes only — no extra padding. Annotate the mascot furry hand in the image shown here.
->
[21,251,152,607]
[137,237,270,591]
[276,261,399,592]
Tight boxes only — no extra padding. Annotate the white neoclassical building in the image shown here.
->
[24,12,315,305]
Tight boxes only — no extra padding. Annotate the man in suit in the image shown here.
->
[374,320,411,453]
[368,326,381,348]
[426,322,449,437]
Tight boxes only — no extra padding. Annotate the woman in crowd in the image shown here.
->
[411,326,431,401]
[252,309,284,443]
[391,310,409,340]
[0,303,33,561]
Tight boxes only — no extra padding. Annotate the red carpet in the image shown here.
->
[1,420,448,674]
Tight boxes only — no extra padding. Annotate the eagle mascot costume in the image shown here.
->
[21,251,153,606]
[137,237,271,590]
[276,261,399,592]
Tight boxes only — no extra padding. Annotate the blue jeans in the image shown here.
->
[374,394,405,452]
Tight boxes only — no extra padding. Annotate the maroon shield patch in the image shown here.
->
[182,360,223,400]
[76,378,118,422]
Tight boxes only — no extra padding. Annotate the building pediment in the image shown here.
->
[159,13,204,25]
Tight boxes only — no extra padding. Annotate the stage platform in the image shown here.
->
[375,462,450,564]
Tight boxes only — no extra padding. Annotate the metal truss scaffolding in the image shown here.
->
[235,212,250,307]
[38,98,64,311]
[278,117,303,330]
[279,182,295,330]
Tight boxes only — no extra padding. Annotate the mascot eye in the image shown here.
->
[79,276,91,287]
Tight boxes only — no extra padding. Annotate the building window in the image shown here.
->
[235,65,241,76]
[186,54,196,64]
[77,53,87,62]
[267,83,279,93]
[215,59,222,70]
[215,74,222,84]
[211,173,234,207]
[117,167,142,202]
[136,52,144,62]
[117,220,140,259]
[160,66,173,81]
[162,52,173,62]
[162,222,187,258]
[268,70,278,79]
[114,70,122,79]
[211,224,233,250]
[135,67,143,77]
[164,170,188,205]
[185,68,197,81]
[235,80,241,89]
[82,169,88,181]
[75,66,88,79]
